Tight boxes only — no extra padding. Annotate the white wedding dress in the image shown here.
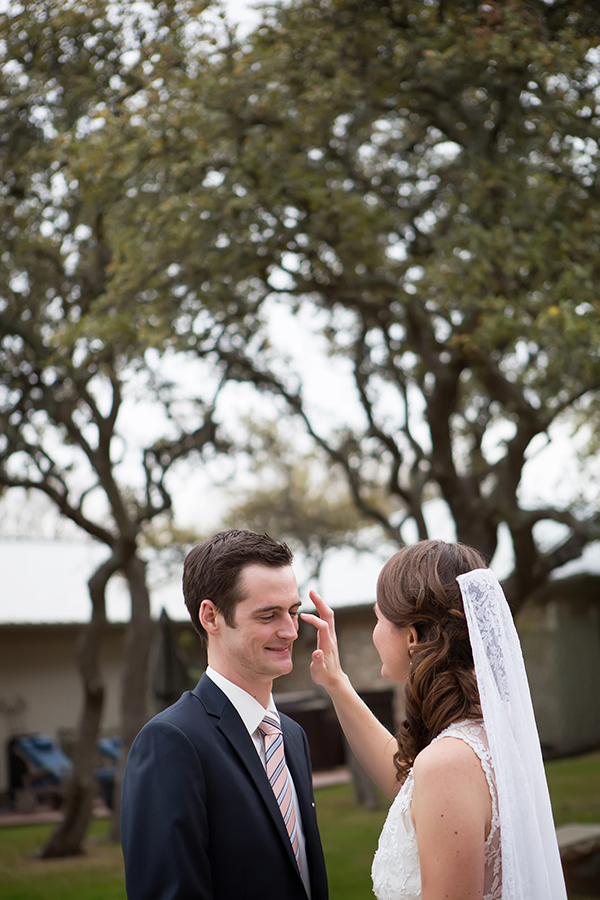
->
[371,719,501,900]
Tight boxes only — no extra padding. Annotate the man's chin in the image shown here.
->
[273,663,293,679]
[265,651,293,676]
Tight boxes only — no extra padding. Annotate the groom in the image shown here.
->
[121,529,328,900]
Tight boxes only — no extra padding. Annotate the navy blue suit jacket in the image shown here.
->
[121,675,328,900]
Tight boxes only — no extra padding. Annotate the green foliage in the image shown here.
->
[144,0,600,606]
[223,419,389,574]
[0,2,232,855]
[2,0,600,612]
[0,0,227,541]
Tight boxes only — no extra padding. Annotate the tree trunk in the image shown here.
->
[39,552,122,858]
[108,552,153,842]
[344,737,384,810]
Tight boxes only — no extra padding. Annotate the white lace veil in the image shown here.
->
[456,568,567,900]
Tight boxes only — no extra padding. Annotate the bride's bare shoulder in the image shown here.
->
[413,733,483,784]
[412,731,491,830]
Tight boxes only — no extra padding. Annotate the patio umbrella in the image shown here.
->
[150,608,191,710]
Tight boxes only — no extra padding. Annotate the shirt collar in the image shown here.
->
[206,666,276,734]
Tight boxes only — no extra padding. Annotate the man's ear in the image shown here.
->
[199,599,220,636]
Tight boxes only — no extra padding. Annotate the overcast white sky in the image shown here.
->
[225,0,264,27]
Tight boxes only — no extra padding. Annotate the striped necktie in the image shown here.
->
[259,711,301,872]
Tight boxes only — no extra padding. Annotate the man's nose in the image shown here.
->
[278,614,299,639]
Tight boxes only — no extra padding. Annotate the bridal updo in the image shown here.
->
[376,539,487,782]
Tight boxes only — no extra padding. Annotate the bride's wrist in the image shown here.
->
[326,670,353,699]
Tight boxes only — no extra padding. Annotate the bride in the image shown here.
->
[301,540,567,900]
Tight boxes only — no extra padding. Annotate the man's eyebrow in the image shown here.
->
[253,602,301,614]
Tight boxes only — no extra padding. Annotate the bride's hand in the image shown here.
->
[300,590,347,694]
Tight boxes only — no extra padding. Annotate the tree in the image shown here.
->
[115,0,600,610]
[0,252,222,854]
[3,0,597,837]
[223,420,386,581]
[0,0,231,853]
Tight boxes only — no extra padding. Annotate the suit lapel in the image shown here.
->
[194,676,304,878]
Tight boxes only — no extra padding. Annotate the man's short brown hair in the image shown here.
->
[183,530,294,643]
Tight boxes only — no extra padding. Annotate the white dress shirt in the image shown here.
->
[206,667,311,897]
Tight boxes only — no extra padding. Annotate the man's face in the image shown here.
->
[206,564,301,698]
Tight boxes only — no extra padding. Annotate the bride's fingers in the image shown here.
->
[308,589,335,622]
[309,648,329,680]
[300,611,325,627]
[300,613,335,652]
[306,629,344,688]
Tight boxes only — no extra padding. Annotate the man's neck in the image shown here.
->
[207,659,272,708]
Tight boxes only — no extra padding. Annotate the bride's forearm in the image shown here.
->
[326,674,400,800]
[301,594,400,799]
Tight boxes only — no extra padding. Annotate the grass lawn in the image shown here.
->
[546,750,600,827]
[0,819,125,900]
[316,784,388,900]
[0,752,599,900]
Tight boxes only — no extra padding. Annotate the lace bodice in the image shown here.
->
[371,719,501,900]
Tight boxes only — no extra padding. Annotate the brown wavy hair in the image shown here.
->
[376,539,487,782]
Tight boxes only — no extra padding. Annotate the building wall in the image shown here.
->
[2,582,600,792]
[0,608,397,793]
[0,624,125,792]
[518,599,600,756]
[273,605,391,693]
[274,606,404,726]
